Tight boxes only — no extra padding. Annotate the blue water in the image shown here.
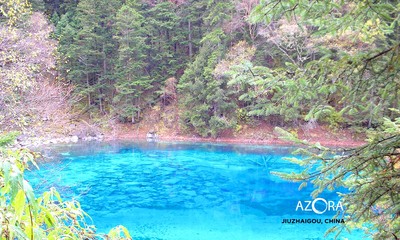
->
[26,141,368,240]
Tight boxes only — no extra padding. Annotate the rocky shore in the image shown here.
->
[15,133,105,147]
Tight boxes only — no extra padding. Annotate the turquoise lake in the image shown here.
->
[26,141,368,239]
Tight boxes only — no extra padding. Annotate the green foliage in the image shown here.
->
[112,3,151,123]
[56,0,122,112]
[4,1,400,238]
[0,146,131,239]
[235,108,250,123]
[248,2,400,238]
[55,0,198,121]
[209,115,232,138]
[144,1,185,79]
[273,118,400,239]
[228,61,318,124]
[29,0,45,11]
[247,0,400,127]
[23,0,400,134]
[177,0,250,137]
[178,27,234,137]
[305,105,345,129]
[0,131,20,147]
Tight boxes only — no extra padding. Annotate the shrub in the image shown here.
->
[0,133,131,239]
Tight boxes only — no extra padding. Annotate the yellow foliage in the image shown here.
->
[358,18,385,43]
[213,41,256,79]
[0,0,31,26]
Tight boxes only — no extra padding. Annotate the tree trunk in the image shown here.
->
[391,84,399,119]
[137,97,141,122]
[86,72,91,107]
[99,44,107,113]
[188,20,192,58]
[99,88,103,113]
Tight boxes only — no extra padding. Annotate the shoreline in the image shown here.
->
[101,122,367,149]
[18,123,367,149]
[104,134,366,148]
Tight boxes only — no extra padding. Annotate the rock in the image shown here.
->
[84,136,93,141]
[201,189,210,194]
[160,166,176,173]
[142,169,152,174]
[206,194,218,200]
[181,190,197,197]
[148,129,156,134]
[70,136,79,143]
[163,178,180,185]
[169,198,184,205]
[146,129,158,137]
[194,195,208,206]
[184,201,195,208]
[95,134,104,141]
[146,132,157,138]
[16,134,29,142]
[77,133,85,139]
[146,131,159,142]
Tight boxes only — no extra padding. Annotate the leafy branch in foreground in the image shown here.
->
[0,132,131,239]
[272,117,400,239]
[249,2,400,238]
[247,0,400,128]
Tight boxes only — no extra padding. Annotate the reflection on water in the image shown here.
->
[26,141,368,240]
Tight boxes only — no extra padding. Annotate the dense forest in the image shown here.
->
[1,0,398,138]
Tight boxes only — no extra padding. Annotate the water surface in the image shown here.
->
[26,141,367,239]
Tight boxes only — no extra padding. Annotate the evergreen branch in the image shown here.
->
[262,0,282,17]
[280,3,298,16]
[365,45,398,63]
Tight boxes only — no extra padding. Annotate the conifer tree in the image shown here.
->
[113,2,151,123]
[58,0,121,112]
[250,1,400,238]
[178,0,236,137]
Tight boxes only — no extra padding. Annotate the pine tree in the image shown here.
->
[58,0,121,112]
[113,3,151,123]
[178,0,236,137]
[144,1,183,81]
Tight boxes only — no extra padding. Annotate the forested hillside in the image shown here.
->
[1,1,399,239]
[1,0,399,139]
